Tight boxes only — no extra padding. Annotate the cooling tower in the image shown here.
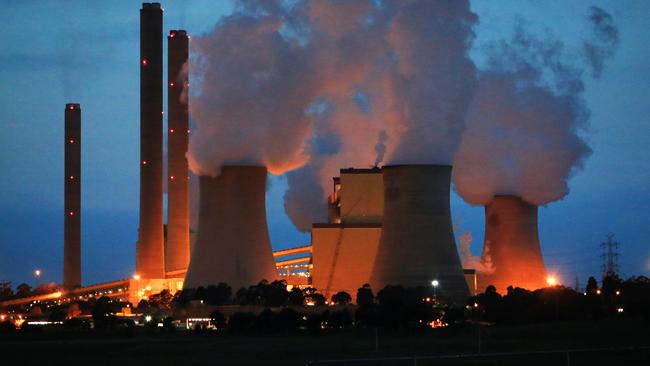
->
[64,103,81,289]
[136,2,165,278]
[371,165,469,303]
[183,166,278,290]
[165,30,190,274]
[478,195,547,294]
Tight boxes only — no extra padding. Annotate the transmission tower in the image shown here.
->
[600,234,620,278]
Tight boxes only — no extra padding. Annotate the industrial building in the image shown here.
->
[311,167,476,303]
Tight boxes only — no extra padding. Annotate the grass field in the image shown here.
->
[1,318,648,365]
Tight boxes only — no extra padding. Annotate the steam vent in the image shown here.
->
[370,165,469,303]
[136,2,165,278]
[184,166,278,291]
[478,195,547,294]
[63,103,81,289]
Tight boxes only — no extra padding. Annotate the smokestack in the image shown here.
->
[371,165,469,303]
[64,103,81,289]
[137,2,165,278]
[478,195,547,294]
[184,166,277,290]
[165,30,190,274]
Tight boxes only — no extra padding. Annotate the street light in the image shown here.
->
[431,280,439,298]
[34,269,41,287]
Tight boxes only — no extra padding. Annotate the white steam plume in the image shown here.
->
[459,232,494,275]
[453,10,618,206]
[283,0,479,229]
[188,1,318,177]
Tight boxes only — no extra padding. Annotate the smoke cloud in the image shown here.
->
[453,11,618,205]
[281,0,479,229]
[459,232,494,275]
[188,2,319,177]
[583,6,619,78]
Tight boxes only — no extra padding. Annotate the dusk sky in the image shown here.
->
[0,0,648,289]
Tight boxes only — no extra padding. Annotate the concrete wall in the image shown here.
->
[311,224,382,301]
[478,195,547,294]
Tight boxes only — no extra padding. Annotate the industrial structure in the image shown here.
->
[370,165,470,303]
[478,195,547,294]
[137,2,165,279]
[165,29,190,275]
[311,167,476,302]
[63,103,81,289]
[183,166,278,290]
[28,3,557,313]
[312,168,383,299]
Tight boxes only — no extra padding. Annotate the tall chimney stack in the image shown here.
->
[165,30,190,274]
[371,165,469,303]
[64,103,81,289]
[184,166,278,291]
[478,195,547,294]
[137,2,165,278]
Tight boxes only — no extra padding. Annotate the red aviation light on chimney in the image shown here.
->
[69,176,75,180]
[170,32,175,38]
[170,175,175,180]
[169,82,174,87]
[68,105,75,110]
[142,59,148,66]
[170,128,174,133]
[69,139,75,144]
[142,160,148,165]
[68,211,75,216]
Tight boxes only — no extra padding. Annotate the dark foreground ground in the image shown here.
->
[1,319,648,366]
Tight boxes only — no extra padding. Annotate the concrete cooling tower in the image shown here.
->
[370,165,470,303]
[478,195,547,294]
[183,166,278,290]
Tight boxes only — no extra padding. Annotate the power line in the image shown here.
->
[600,234,620,278]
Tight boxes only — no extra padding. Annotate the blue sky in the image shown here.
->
[0,0,648,289]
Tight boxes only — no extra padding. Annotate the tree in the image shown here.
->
[15,283,32,298]
[149,290,174,310]
[331,291,352,305]
[303,287,326,306]
[92,296,116,329]
[0,281,13,301]
[586,277,598,294]
[210,310,226,329]
[356,284,374,306]
[287,287,304,306]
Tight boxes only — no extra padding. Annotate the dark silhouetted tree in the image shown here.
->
[15,283,32,298]
[210,310,226,329]
[331,291,352,305]
[356,283,374,306]
[287,287,304,305]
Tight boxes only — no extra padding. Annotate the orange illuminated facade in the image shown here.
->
[478,195,548,294]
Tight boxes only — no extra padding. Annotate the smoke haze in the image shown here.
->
[453,9,618,205]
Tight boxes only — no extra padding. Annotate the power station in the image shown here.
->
[0,2,555,310]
